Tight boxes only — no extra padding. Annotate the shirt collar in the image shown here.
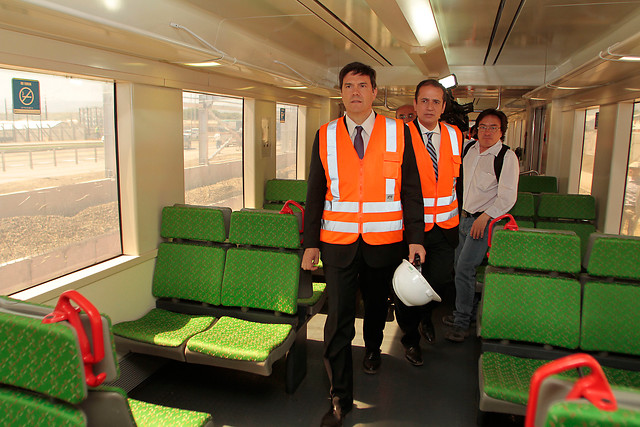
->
[417,120,440,136]
[478,140,504,156]
[345,110,376,136]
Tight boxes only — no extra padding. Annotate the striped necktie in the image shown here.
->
[425,132,438,180]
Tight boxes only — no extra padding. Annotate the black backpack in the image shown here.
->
[456,140,510,209]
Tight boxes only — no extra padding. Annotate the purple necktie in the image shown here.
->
[354,126,364,159]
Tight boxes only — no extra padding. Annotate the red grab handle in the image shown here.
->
[42,290,106,387]
[280,200,305,233]
[525,353,617,427]
[487,213,519,248]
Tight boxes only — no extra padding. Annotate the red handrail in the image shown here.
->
[42,290,106,387]
[525,353,617,427]
[487,213,519,248]
[280,199,305,234]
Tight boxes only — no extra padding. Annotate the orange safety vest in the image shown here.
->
[409,121,462,231]
[319,115,405,245]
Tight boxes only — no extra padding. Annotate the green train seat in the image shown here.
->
[0,293,212,427]
[263,179,307,211]
[479,228,582,417]
[113,205,227,361]
[526,354,640,427]
[536,193,597,258]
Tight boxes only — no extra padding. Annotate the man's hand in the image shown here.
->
[470,213,491,239]
[408,243,426,265]
[301,248,320,271]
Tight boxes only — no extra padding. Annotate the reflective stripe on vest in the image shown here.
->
[320,116,404,244]
[442,122,460,156]
[425,207,459,224]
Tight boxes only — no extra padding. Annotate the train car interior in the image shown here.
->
[1,0,640,425]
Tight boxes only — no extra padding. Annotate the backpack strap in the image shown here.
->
[494,144,510,182]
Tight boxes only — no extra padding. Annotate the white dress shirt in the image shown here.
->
[416,121,441,161]
[462,140,519,219]
[345,111,376,151]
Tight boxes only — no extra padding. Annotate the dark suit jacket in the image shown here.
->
[411,118,460,249]
[303,116,424,268]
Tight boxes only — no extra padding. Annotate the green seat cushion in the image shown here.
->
[186,317,293,362]
[153,243,225,305]
[228,211,300,249]
[0,312,86,404]
[585,235,640,280]
[160,205,226,242]
[581,282,640,356]
[535,221,595,258]
[298,282,327,305]
[482,272,581,348]
[489,229,581,273]
[0,385,85,427]
[265,179,307,203]
[222,248,299,314]
[481,352,576,405]
[544,401,640,427]
[129,397,212,427]
[112,309,214,347]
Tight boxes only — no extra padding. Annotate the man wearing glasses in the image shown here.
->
[395,104,416,124]
[443,108,519,342]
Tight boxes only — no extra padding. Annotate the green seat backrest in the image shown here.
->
[489,229,581,274]
[160,205,227,242]
[509,192,535,218]
[537,194,596,221]
[0,311,87,404]
[584,234,640,280]
[221,248,300,314]
[229,210,300,249]
[0,385,86,426]
[581,281,640,356]
[153,243,226,305]
[482,272,581,348]
[536,221,596,258]
[265,179,307,203]
[518,175,558,193]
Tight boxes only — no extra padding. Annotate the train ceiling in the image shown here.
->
[0,0,639,114]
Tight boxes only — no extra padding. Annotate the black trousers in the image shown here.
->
[322,240,395,411]
[395,225,456,347]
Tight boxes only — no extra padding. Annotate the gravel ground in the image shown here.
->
[0,177,243,265]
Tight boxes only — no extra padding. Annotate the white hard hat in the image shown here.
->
[392,259,442,307]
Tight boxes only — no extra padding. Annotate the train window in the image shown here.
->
[620,102,640,236]
[275,103,298,179]
[578,108,599,195]
[0,67,119,295]
[183,92,243,210]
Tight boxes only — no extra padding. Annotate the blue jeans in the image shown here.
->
[453,215,489,329]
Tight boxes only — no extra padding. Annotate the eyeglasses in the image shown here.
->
[398,113,415,120]
[478,125,500,133]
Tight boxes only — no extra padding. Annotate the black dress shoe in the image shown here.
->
[404,345,423,366]
[320,397,347,427]
[362,349,381,374]
[419,318,435,344]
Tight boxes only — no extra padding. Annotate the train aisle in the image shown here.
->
[128,287,524,426]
